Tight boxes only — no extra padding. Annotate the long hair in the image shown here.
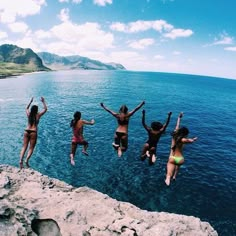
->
[171,126,189,153]
[70,111,81,128]
[119,105,128,114]
[28,105,38,126]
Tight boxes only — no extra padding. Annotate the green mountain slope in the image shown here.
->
[0,44,50,77]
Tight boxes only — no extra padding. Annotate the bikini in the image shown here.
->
[115,117,129,148]
[170,155,184,164]
[25,129,37,135]
[25,118,38,136]
[72,127,88,145]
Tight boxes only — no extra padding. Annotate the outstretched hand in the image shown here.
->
[142,109,145,114]
[100,102,104,107]
[91,119,95,125]
[168,112,172,116]
[41,97,45,103]
[30,97,34,103]
[179,112,183,118]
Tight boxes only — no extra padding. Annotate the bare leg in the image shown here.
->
[82,141,89,156]
[70,154,75,166]
[149,147,156,165]
[19,132,30,169]
[25,132,37,168]
[165,159,176,186]
[173,165,181,180]
[141,143,149,161]
[118,147,122,157]
[70,142,77,165]
[112,133,120,150]
[118,134,128,157]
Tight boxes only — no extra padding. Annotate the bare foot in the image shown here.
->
[165,176,171,186]
[25,161,30,168]
[70,159,75,166]
[70,154,75,166]
[146,150,150,157]
[19,161,23,169]
[82,150,89,156]
[151,154,156,163]
[112,142,119,148]
[118,147,122,157]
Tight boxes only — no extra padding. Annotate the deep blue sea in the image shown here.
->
[0,70,235,235]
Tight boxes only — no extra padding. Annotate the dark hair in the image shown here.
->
[119,105,128,114]
[171,126,189,153]
[70,111,81,128]
[28,105,38,126]
[151,121,163,131]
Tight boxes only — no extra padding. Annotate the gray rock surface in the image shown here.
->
[0,165,218,236]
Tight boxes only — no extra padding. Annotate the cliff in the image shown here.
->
[0,165,218,236]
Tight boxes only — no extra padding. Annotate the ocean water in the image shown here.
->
[0,70,235,235]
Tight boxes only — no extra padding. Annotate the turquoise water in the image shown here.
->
[0,70,235,235]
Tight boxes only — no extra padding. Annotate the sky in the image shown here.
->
[0,0,236,79]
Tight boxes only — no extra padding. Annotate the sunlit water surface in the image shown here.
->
[0,70,235,235]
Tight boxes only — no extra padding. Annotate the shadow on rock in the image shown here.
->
[31,219,62,236]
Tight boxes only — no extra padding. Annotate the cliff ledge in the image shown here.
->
[0,165,218,236]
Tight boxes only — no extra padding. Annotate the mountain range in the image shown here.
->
[0,44,126,78]
[38,52,126,70]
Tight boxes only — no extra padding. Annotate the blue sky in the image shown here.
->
[0,0,236,79]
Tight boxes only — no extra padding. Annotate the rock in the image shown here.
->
[0,165,218,236]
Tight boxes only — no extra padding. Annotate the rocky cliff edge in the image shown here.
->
[0,165,218,236]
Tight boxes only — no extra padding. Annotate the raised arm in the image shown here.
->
[182,137,198,144]
[38,97,47,117]
[175,112,183,131]
[128,101,145,117]
[160,112,172,132]
[83,119,95,125]
[142,110,150,131]
[100,103,117,117]
[26,97,34,116]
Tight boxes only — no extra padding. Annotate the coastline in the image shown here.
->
[0,164,218,236]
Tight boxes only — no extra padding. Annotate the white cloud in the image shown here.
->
[110,20,174,33]
[213,35,233,45]
[163,29,193,39]
[59,0,69,2]
[0,0,46,23]
[128,21,153,33]
[110,20,192,39]
[58,8,70,22]
[109,51,145,67]
[110,22,126,32]
[154,54,164,60]
[72,0,83,3]
[224,47,236,52]
[173,51,181,55]
[36,21,114,55]
[152,20,173,32]
[0,31,8,39]
[93,0,112,6]
[34,29,52,39]
[128,38,155,49]
[8,21,29,33]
